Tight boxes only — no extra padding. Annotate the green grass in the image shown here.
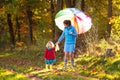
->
[0,48,98,80]
[1,52,120,80]
[75,54,120,79]
[106,58,120,72]
[0,67,29,80]
[0,40,120,80]
[45,73,84,80]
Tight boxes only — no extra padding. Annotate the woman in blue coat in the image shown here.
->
[56,20,78,69]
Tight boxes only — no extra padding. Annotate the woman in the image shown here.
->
[56,20,78,69]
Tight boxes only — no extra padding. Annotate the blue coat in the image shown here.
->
[58,25,78,44]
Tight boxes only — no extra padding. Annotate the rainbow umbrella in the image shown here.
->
[55,8,92,34]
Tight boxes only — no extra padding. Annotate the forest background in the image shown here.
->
[0,0,120,80]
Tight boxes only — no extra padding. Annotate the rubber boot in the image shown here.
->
[45,64,49,71]
[70,60,74,69]
[63,60,67,70]
[50,64,53,71]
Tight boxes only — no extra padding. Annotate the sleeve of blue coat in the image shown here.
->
[72,27,78,37]
[58,30,65,43]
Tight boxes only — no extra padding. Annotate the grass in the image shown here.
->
[75,54,120,80]
[1,52,120,80]
[44,73,84,80]
[0,46,98,80]
[0,50,120,80]
[0,67,29,80]
[0,37,120,80]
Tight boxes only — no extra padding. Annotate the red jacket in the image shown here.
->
[44,48,55,60]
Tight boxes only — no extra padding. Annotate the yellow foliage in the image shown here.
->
[48,29,52,33]
[109,16,115,24]
[0,9,4,13]
[16,42,24,46]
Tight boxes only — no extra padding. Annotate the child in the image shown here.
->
[44,41,57,71]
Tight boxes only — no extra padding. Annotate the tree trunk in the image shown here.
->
[54,0,64,42]
[7,14,15,46]
[81,0,85,11]
[26,6,33,44]
[65,0,72,8]
[107,0,112,38]
[71,0,76,7]
[16,16,21,42]
[65,0,76,8]
[56,0,63,12]
[50,0,55,42]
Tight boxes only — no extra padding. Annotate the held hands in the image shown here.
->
[55,42,59,45]
[55,42,60,51]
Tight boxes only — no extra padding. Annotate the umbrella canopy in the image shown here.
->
[55,8,92,34]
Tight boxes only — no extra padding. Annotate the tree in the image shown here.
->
[50,0,55,41]
[65,0,76,8]
[51,0,64,42]
[71,0,76,7]
[81,0,85,11]
[7,14,15,46]
[26,6,33,44]
[16,16,21,42]
[107,0,112,38]
[3,0,23,46]
[56,0,63,12]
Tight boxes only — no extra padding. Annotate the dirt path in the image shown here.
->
[24,69,100,80]
[25,73,42,80]
[67,72,99,80]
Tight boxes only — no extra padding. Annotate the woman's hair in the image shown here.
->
[63,20,71,26]
[46,41,54,48]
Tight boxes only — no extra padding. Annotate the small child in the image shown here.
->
[44,41,57,71]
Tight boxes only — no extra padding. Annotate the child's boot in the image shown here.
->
[45,64,49,71]
[50,64,53,71]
